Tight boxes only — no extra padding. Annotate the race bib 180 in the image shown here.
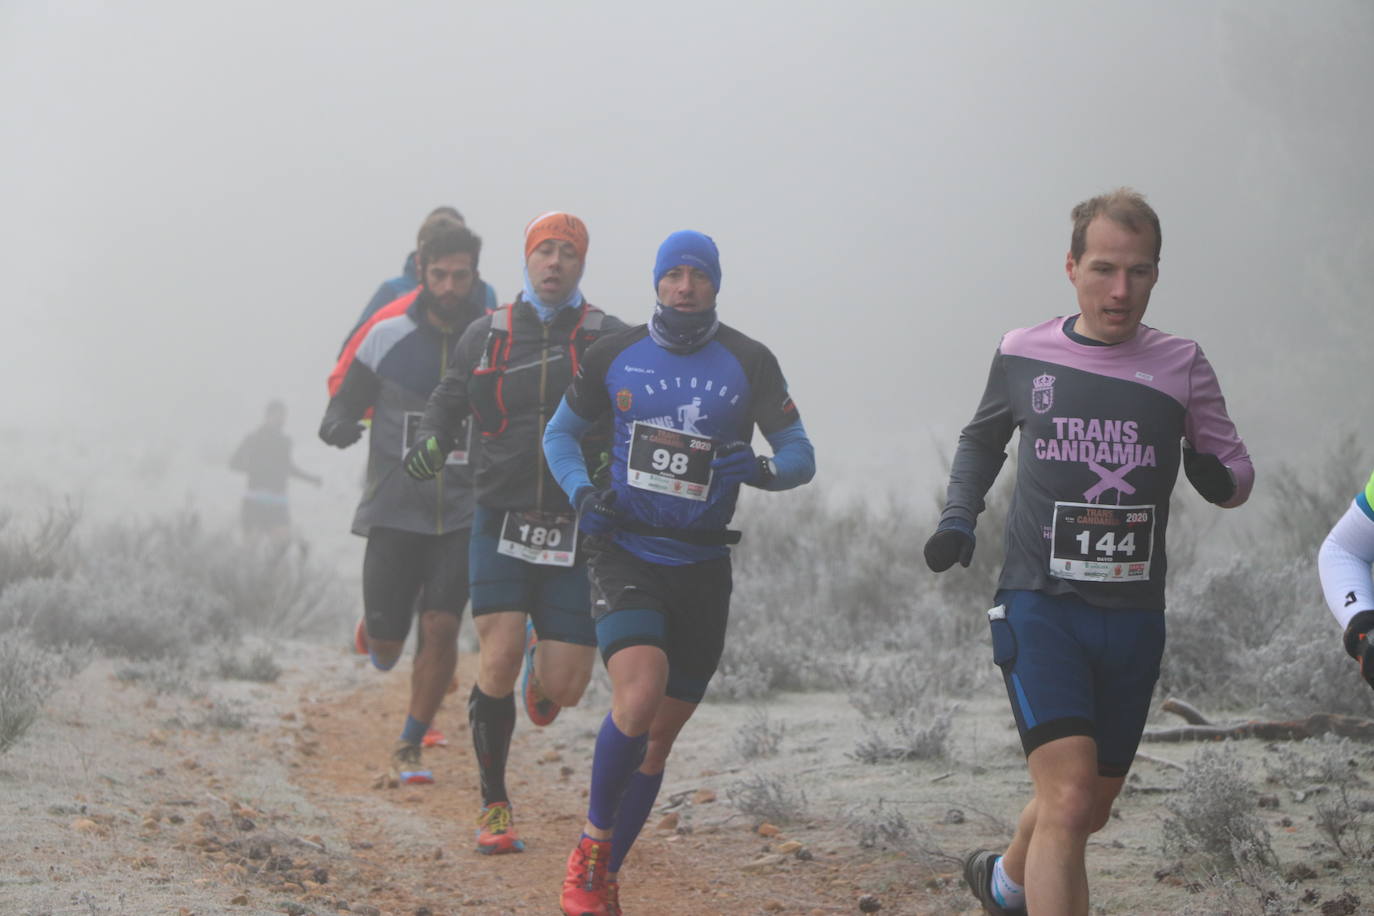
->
[403,411,471,467]
[497,510,577,567]
[1049,501,1154,582]
[626,422,714,501]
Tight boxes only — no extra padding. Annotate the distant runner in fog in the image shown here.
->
[1317,469,1374,693]
[926,189,1254,916]
[339,205,499,356]
[229,399,320,543]
[405,211,627,857]
[319,221,487,788]
[542,230,816,916]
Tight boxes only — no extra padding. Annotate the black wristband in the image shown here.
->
[755,456,775,487]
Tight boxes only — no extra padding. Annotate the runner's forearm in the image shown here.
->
[943,352,1014,528]
[760,419,815,491]
[543,398,595,499]
[1319,497,1374,630]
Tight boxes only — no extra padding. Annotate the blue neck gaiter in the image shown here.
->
[521,266,584,323]
[648,303,720,353]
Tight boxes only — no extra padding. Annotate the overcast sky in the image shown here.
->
[3,0,1371,515]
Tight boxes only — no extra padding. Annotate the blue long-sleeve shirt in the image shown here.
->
[541,322,815,565]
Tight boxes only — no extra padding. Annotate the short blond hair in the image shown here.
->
[1070,188,1161,263]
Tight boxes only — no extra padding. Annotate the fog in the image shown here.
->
[3,1,1371,522]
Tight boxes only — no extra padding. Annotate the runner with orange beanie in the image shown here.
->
[405,211,626,855]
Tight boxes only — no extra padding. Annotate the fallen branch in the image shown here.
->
[1159,698,1212,725]
[1133,750,1186,771]
[1142,713,1374,743]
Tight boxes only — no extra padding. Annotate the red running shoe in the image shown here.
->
[560,834,612,916]
[422,728,447,748]
[522,621,561,726]
[353,618,368,655]
[604,876,622,916]
[475,801,525,855]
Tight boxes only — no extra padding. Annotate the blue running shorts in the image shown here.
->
[468,504,595,647]
[991,588,1165,777]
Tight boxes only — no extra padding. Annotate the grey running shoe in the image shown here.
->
[389,741,434,786]
[963,849,1026,916]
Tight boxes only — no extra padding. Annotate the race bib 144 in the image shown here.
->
[1049,501,1154,582]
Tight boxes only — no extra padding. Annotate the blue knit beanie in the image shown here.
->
[653,230,721,293]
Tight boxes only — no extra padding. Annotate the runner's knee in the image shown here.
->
[539,663,592,707]
[477,650,523,696]
[1037,781,1098,836]
[418,609,459,643]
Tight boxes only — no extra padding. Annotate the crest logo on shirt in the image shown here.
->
[1031,373,1055,414]
[616,388,633,412]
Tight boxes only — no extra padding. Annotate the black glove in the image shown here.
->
[404,435,447,481]
[923,519,976,572]
[320,419,365,448]
[574,486,619,538]
[1343,610,1374,691]
[1182,444,1235,505]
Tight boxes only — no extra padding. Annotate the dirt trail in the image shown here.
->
[0,638,965,916]
[12,639,1369,915]
[294,651,941,916]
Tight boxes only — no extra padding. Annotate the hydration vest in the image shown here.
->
[469,301,608,438]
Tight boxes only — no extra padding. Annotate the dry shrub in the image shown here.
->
[727,772,809,824]
[0,631,70,754]
[1161,746,1277,873]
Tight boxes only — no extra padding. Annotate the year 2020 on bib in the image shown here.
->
[1049,502,1154,582]
[626,421,714,502]
[497,510,577,567]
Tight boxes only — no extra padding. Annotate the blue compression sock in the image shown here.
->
[400,715,429,746]
[608,768,664,873]
[587,713,647,830]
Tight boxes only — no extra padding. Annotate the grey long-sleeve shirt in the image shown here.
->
[942,317,1253,610]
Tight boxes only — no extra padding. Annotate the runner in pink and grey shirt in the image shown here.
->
[926,188,1253,916]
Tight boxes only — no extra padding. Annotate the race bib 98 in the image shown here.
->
[626,422,714,502]
[1049,502,1154,582]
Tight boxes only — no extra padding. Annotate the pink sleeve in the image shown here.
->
[1184,346,1253,507]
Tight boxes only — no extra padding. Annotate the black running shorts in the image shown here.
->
[362,526,471,642]
[585,537,732,704]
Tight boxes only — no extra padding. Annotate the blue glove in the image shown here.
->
[923,518,976,572]
[711,441,762,488]
[575,486,620,538]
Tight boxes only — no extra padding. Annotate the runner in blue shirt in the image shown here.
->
[542,230,815,916]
